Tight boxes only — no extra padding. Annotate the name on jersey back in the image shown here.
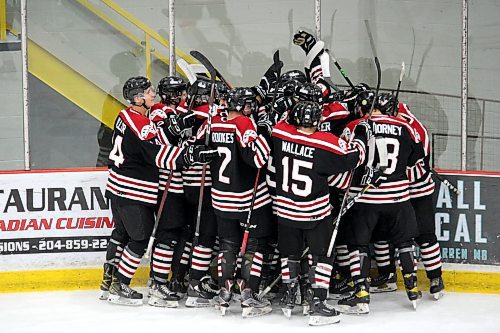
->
[282,141,315,158]
[373,123,402,136]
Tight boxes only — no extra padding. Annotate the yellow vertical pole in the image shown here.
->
[0,0,7,41]
[145,34,151,80]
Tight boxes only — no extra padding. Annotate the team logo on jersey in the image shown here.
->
[140,124,157,140]
[149,108,167,121]
[242,129,257,144]
[338,138,347,151]
[342,127,351,140]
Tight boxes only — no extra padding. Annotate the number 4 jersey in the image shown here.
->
[271,121,365,228]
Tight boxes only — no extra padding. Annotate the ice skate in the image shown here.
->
[99,263,114,300]
[369,272,397,293]
[240,288,272,318]
[185,276,219,308]
[279,282,298,318]
[148,281,180,308]
[107,280,143,306]
[430,276,445,300]
[308,296,341,326]
[168,279,188,299]
[336,281,370,314]
[212,284,232,316]
[403,273,422,310]
[328,277,355,300]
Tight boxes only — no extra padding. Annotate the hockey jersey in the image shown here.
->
[397,103,435,199]
[342,114,425,204]
[149,103,184,194]
[196,114,272,219]
[319,101,354,136]
[271,121,365,227]
[105,107,184,206]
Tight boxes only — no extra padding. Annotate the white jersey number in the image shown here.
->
[281,157,313,197]
[109,136,125,167]
[367,137,400,174]
[217,147,232,184]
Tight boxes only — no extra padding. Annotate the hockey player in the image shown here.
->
[370,94,445,299]
[195,87,274,317]
[271,101,371,325]
[100,76,217,306]
[337,92,426,314]
[146,76,197,307]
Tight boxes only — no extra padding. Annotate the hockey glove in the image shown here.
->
[183,145,219,166]
[353,119,374,144]
[361,166,387,187]
[177,111,196,131]
[257,112,277,137]
[273,96,295,116]
[293,30,316,53]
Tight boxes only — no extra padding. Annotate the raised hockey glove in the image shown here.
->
[177,111,196,130]
[273,96,295,116]
[361,166,387,187]
[293,29,317,53]
[183,144,219,166]
[257,112,277,137]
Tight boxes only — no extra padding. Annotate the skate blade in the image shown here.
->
[335,303,369,315]
[412,300,417,310]
[99,290,109,300]
[185,297,213,308]
[328,291,353,301]
[431,291,444,300]
[281,308,292,318]
[242,306,272,318]
[308,314,341,326]
[302,305,310,316]
[370,283,398,293]
[148,296,179,308]
[107,294,143,306]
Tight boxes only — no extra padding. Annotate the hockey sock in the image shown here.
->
[420,242,443,279]
[311,262,333,290]
[397,245,417,275]
[281,256,301,283]
[105,238,124,266]
[244,252,264,291]
[152,242,175,284]
[218,239,239,286]
[348,247,370,283]
[171,240,192,282]
[189,245,213,281]
[116,246,142,285]
[334,245,351,278]
[373,241,396,276]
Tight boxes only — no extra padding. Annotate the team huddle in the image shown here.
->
[98,30,445,326]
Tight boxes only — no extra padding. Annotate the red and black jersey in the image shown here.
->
[343,114,425,204]
[105,107,184,206]
[319,101,355,136]
[149,103,184,195]
[271,121,365,227]
[398,103,435,198]
[196,114,272,219]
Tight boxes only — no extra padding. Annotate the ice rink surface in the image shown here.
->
[1,288,499,333]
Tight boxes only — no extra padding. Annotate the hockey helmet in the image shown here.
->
[289,101,322,128]
[355,90,376,116]
[280,70,307,84]
[157,76,187,104]
[375,92,398,116]
[294,82,323,103]
[343,83,371,103]
[280,79,301,98]
[227,87,257,115]
[123,76,153,104]
[215,81,230,101]
[188,78,212,105]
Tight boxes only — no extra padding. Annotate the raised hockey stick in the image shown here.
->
[190,50,217,243]
[240,50,281,256]
[324,49,355,89]
[431,169,461,195]
[391,61,405,115]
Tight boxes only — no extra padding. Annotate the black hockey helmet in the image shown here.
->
[355,90,376,116]
[289,101,322,128]
[375,92,398,116]
[343,83,371,103]
[280,79,301,97]
[227,87,257,114]
[215,80,230,100]
[123,76,153,104]
[280,70,307,84]
[295,82,323,103]
[188,78,212,105]
[157,76,187,104]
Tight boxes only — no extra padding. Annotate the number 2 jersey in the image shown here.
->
[195,114,272,219]
[105,107,185,206]
[343,114,425,204]
[271,121,366,228]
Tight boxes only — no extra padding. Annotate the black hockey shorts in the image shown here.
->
[184,186,217,246]
[278,217,333,257]
[110,198,155,242]
[411,194,438,245]
[217,204,274,242]
[157,191,190,229]
[345,201,418,247]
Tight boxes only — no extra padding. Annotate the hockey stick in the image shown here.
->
[431,169,461,195]
[258,246,310,298]
[324,49,355,89]
[239,50,281,255]
[190,50,217,243]
[391,62,405,115]
[144,172,173,259]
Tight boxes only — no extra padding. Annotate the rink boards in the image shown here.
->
[0,168,499,293]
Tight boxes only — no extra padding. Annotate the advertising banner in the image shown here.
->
[0,170,113,270]
[434,172,500,265]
